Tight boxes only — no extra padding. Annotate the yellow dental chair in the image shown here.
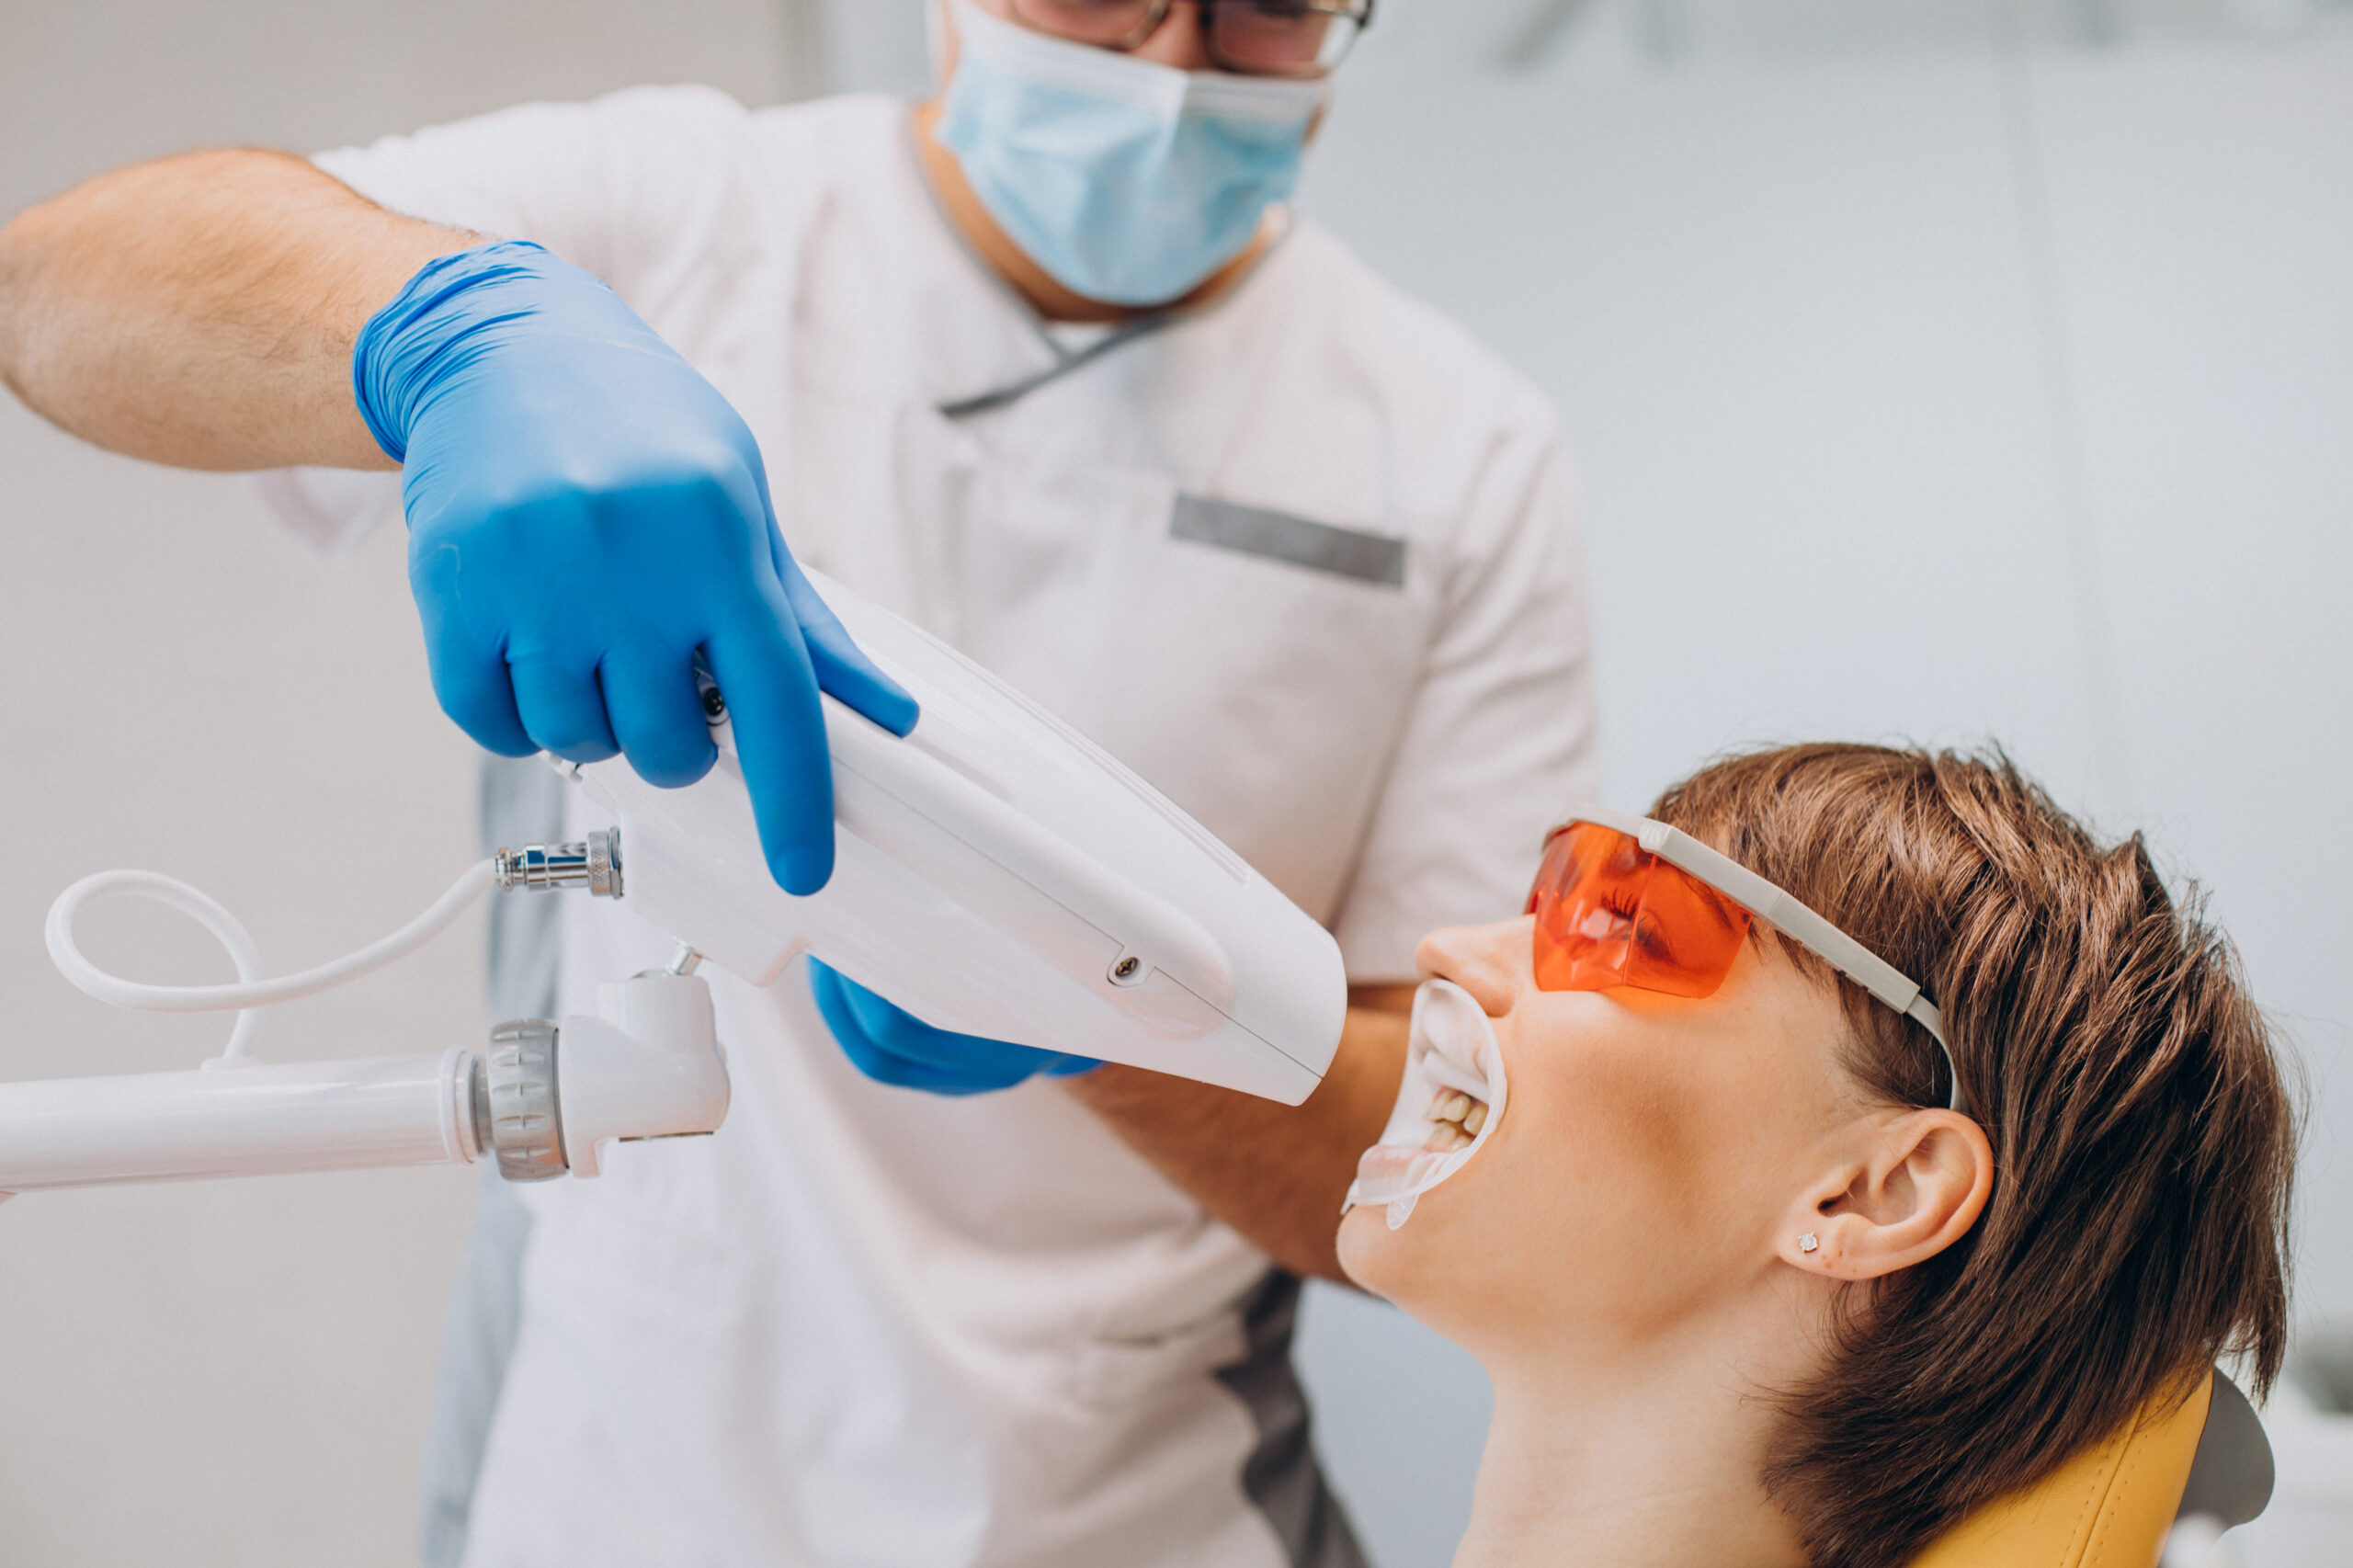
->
[1912,1367,2273,1567]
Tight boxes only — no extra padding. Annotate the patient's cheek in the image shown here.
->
[1530,1033,1715,1233]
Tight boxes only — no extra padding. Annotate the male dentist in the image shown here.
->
[0,3,1595,1563]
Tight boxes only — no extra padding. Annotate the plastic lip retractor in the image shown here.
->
[1343,979,1508,1231]
[3,832,727,1198]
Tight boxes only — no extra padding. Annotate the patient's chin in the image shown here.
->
[1336,1205,1393,1295]
[1336,1192,1454,1312]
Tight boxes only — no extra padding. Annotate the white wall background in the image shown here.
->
[1292,9,2353,1562]
[1293,11,2353,1562]
[2,3,2346,1565]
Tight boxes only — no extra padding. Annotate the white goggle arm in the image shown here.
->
[1557,804,1970,1117]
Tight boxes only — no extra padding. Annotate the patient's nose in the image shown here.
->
[1414,918,1530,1017]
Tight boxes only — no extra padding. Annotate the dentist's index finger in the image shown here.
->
[703,609,835,895]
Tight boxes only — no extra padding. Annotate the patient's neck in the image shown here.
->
[1455,1318,1810,1568]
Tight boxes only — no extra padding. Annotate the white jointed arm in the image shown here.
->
[4,841,728,1197]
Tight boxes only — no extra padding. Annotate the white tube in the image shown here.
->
[44,863,496,1068]
[0,1049,479,1191]
[37,870,274,1062]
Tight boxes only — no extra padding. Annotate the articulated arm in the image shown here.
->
[4,843,727,1199]
[0,967,728,1198]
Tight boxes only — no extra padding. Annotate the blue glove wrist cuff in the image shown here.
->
[350,239,584,465]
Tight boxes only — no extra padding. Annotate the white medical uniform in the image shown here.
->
[265,85,1595,1568]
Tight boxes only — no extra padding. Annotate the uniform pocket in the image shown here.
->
[1072,1292,1252,1411]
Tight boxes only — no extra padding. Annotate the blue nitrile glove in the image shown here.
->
[807,959,1099,1096]
[353,241,915,894]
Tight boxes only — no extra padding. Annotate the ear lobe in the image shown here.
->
[1780,1110,1994,1281]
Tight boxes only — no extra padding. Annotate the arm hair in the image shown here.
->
[0,148,473,472]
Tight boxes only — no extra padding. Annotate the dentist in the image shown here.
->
[0,4,1595,1564]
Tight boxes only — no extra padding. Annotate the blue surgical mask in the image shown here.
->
[935,0,1326,308]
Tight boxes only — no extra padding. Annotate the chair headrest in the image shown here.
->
[2179,1368,2274,1528]
[1910,1367,2271,1568]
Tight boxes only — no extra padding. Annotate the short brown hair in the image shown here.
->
[1651,744,2295,1568]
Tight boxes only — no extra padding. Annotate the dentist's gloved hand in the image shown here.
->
[808,960,1098,1096]
[353,241,915,894]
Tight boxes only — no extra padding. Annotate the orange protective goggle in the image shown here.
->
[1523,808,1969,1112]
[1527,821,1753,999]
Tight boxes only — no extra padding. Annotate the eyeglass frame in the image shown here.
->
[1010,0,1378,76]
[1548,804,1969,1117]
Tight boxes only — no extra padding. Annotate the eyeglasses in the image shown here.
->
[1006,0,1374,78]
[1527,806,1969,1115]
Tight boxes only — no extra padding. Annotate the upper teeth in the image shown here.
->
[1424,1086,1489,1153]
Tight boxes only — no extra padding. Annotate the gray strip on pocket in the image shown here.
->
[1170,494,1406,587]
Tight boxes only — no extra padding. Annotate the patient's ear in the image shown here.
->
[1777,1110,1994,1280]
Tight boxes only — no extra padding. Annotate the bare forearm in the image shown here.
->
[0,148,472,472]
[1065,996,1413,1281]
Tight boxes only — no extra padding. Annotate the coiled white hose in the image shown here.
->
[45,862,496,1067]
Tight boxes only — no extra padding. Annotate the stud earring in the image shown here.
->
[1798,1233,1820,1254]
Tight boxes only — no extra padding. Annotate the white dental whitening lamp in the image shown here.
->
[0,572,1347,1198]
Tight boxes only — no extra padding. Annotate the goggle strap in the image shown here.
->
[1906,997,1968,1117]
[1567,804,1969,1116]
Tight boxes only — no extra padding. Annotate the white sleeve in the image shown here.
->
[1329,411,1600,983]
[249,467,404,561]
[251,84,764,557]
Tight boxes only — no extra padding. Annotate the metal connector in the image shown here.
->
[494,827,623,898]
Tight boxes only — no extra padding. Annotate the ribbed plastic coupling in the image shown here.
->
[482,1019,567,1182]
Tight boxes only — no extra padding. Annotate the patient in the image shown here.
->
[1339,744,2294,1568]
